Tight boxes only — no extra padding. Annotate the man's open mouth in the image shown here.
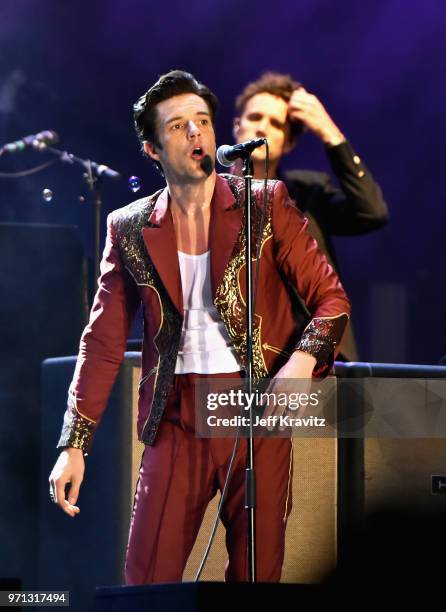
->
[191,147,205,160]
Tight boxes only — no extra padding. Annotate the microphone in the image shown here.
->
[200,154,214,177]
[216,138,266,167]
[0,130,59,155]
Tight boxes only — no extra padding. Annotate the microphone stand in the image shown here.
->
[83,159,102,284]
[36,145,120,286]
[242,153,256,582]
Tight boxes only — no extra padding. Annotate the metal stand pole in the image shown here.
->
[242,154,256,582]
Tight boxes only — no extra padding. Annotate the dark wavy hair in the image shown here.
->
[235,72,304,141]
[134,70,218,150]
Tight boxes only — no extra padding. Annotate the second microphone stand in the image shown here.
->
[39,145,120,283]
[83,159,104,284]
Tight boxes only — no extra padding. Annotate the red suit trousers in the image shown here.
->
[125,372,293,584]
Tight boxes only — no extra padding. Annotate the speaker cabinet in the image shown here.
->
[42,357,446,611]
[335,362,446,520]
[364,438,446,512]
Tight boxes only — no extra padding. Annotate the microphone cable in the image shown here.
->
[0,159,59,178]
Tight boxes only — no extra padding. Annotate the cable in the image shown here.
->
[194,430,241,581]
[0,159,59,178]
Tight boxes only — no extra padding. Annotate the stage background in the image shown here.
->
[1,0,445,594]
[1,0,445,363]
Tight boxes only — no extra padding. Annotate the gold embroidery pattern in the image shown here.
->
[214,175,276,383]
[57,398,96,453]
[295,313,349,370]
[142,302,182,445]
[114,197,183,445]
[115,197,158,287]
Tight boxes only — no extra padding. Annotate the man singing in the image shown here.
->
[49,70,350,583]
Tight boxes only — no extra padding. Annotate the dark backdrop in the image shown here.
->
[1,0,445,361]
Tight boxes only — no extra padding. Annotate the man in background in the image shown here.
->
[233,72,388,360]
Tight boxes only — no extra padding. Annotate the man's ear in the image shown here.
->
[143,141,160,161]
[232,117,241,141]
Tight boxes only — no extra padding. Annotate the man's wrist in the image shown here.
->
[60,446,87,457]
[289,349,317,374]
[322,129,346,147]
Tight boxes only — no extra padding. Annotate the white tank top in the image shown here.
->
[174,250,241,374]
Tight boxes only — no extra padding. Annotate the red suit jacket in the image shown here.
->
[58,174,350,452]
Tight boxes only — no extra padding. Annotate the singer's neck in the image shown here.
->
[167,172,216,216]
[167,174,215,255]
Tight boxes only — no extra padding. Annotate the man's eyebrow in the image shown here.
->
[165,110,210,125]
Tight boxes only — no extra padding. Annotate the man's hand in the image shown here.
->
[48,448,85,517]
[262,350,316,429]
[289,87,345,146]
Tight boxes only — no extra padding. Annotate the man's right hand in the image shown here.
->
[48,448,85,517]
[288,87,345,146]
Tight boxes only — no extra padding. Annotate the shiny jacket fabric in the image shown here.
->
[58,174,350,452]
[282,140,389,360]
